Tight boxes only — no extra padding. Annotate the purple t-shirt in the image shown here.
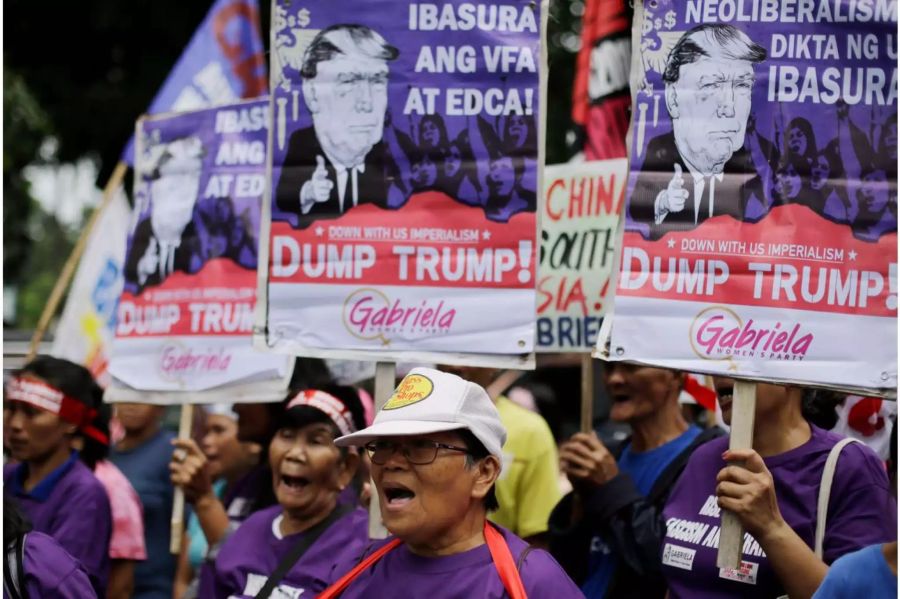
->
[4,455,112,595]
[2,531,99,599]
[204,504,369,598]
[662,425,897,598]
[336,526,585,598]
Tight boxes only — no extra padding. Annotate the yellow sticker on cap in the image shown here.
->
[383,374,434,410]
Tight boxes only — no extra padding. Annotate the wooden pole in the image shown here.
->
[580,354,594,433]
[368,361,396,539]
[716,380,757,569]
[170,403,195,555]
[27,161,129,361]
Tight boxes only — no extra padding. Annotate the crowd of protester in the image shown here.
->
[3,355,897,598]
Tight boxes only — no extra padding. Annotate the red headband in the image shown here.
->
[286,390,355,437]
[6,377,109,445]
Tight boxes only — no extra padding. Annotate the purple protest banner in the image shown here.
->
[108,99,291,402]
[601,0,897,393]
[258,0,548,366]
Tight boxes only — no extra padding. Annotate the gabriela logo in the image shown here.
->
[689,306,814,361]
[160,344,232,379]
[342,288,457,343]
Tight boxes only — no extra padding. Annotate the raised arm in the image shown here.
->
[170,439,231,548]
[746,116,777,207]
[837,103,864,202]
[470,116,493,204]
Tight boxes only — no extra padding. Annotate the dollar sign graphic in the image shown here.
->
[296,8,311,27]
[665,11,676,29]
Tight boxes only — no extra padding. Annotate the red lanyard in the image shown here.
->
[317,522,527,599]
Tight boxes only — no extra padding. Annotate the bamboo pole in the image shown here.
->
[170,403,195,555]
[27,161,129,361]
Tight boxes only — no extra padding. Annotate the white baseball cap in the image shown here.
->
[334,367,507,460]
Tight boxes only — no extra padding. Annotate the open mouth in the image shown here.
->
[280,474,310,491]
[383,483,416,507]
[611,394,632,404]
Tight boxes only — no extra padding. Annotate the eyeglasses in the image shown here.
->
[364,439,470,465]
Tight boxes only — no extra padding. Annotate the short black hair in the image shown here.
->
[281,384,366,433]
[801,388,842,430]
[457,428,500,512]
[663,24,766,85]
[80,401,112,470]
[18,356,101,409]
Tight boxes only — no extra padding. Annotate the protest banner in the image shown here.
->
[107,98,292,403]
[599,0,898,569]
[537,159,626,351]
[600,0,897,395]
[31,0,269,365]
[257,0,547,367]
[50,190,131,387]
[571,0,633,159]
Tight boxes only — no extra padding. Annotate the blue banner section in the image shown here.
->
[120,0,267,165]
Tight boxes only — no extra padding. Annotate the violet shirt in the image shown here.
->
[661,425,897,598]
[4,453,112,595]
[194,463,277,595]
[336,526,585,599]
[2,531,99,599]
[205,504,369,598]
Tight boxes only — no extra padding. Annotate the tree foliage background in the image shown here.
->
[4,0,584,328]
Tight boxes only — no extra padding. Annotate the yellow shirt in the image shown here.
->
[489,396,562,538]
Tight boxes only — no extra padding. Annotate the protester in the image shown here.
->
[439,366,561,545]
[172,404,261,599]
[322,367,583,598]
[4,497,99,598]
[179,382,318,597]
[811,541,897,597]
[3,356,113,596]
[175,360,344,595]
[547,363,723,598]
[661,379,897,598]
[76,400,147,599]
[110,402,176,599]
[202,388,369,598]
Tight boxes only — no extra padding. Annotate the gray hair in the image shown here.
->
[663,24,766,85]
[300,24,399,79]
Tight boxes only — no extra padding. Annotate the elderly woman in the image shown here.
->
[321,367,583,598]
[200,389,369,599]
[661,379,896,598]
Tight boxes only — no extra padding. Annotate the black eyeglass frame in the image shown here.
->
[364,439,471,465]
